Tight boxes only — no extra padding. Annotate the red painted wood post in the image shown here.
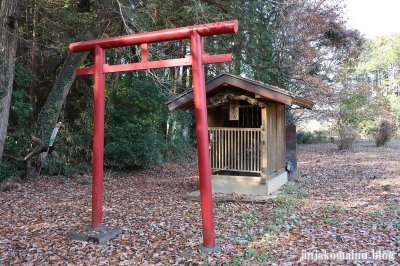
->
[91,45,106,229]
[191,32,216,248]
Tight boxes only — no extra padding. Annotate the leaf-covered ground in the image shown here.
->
[0,141,399,265]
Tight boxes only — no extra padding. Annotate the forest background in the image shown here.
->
[0,0,399,180]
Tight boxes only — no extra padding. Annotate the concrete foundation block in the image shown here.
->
[267,171,288,195]
[211,170,288,196]
[68,227,123,244]
[69,232,91,241]
[183,190,269,204]
[91,227,123,244]
[199,244,221,254]
[211,175,268,195]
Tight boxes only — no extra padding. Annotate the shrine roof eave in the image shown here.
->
[166,73,314,110]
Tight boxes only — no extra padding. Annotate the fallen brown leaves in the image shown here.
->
[0,141,399,265]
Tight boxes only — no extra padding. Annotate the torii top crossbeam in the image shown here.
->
[70,21,238,52]
[69,20,238,250]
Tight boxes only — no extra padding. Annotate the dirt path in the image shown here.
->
[0,142,399,265]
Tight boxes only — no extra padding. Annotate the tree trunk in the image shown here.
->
[28,2,39,130]
[0,0,22,163]
[35,52,89,141]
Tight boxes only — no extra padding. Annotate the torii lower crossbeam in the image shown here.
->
[69,20,238,249]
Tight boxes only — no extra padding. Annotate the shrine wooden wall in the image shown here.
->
[207,101,286,177]
[265,103,286,176]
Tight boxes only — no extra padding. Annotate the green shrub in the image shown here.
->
[40,74,196,172]
[0,163,19,182]
[105,124,164,169]
[61,96,94,167]
[163,110,196,162]
[104,78,167,169]
[1,62,34,182]
[296,130,331,144]
[40,156,79,178]
[5,61,34,159]
[296,131,312,144]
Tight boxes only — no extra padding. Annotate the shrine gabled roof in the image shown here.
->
[166,73,314,110]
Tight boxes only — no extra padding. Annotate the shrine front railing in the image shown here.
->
[208,127,262,173]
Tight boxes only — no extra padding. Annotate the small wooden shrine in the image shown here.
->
[167,73,313,195]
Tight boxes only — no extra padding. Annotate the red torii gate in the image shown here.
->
[69,20,238,249]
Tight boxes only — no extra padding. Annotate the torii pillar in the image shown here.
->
[69,20,238,250]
